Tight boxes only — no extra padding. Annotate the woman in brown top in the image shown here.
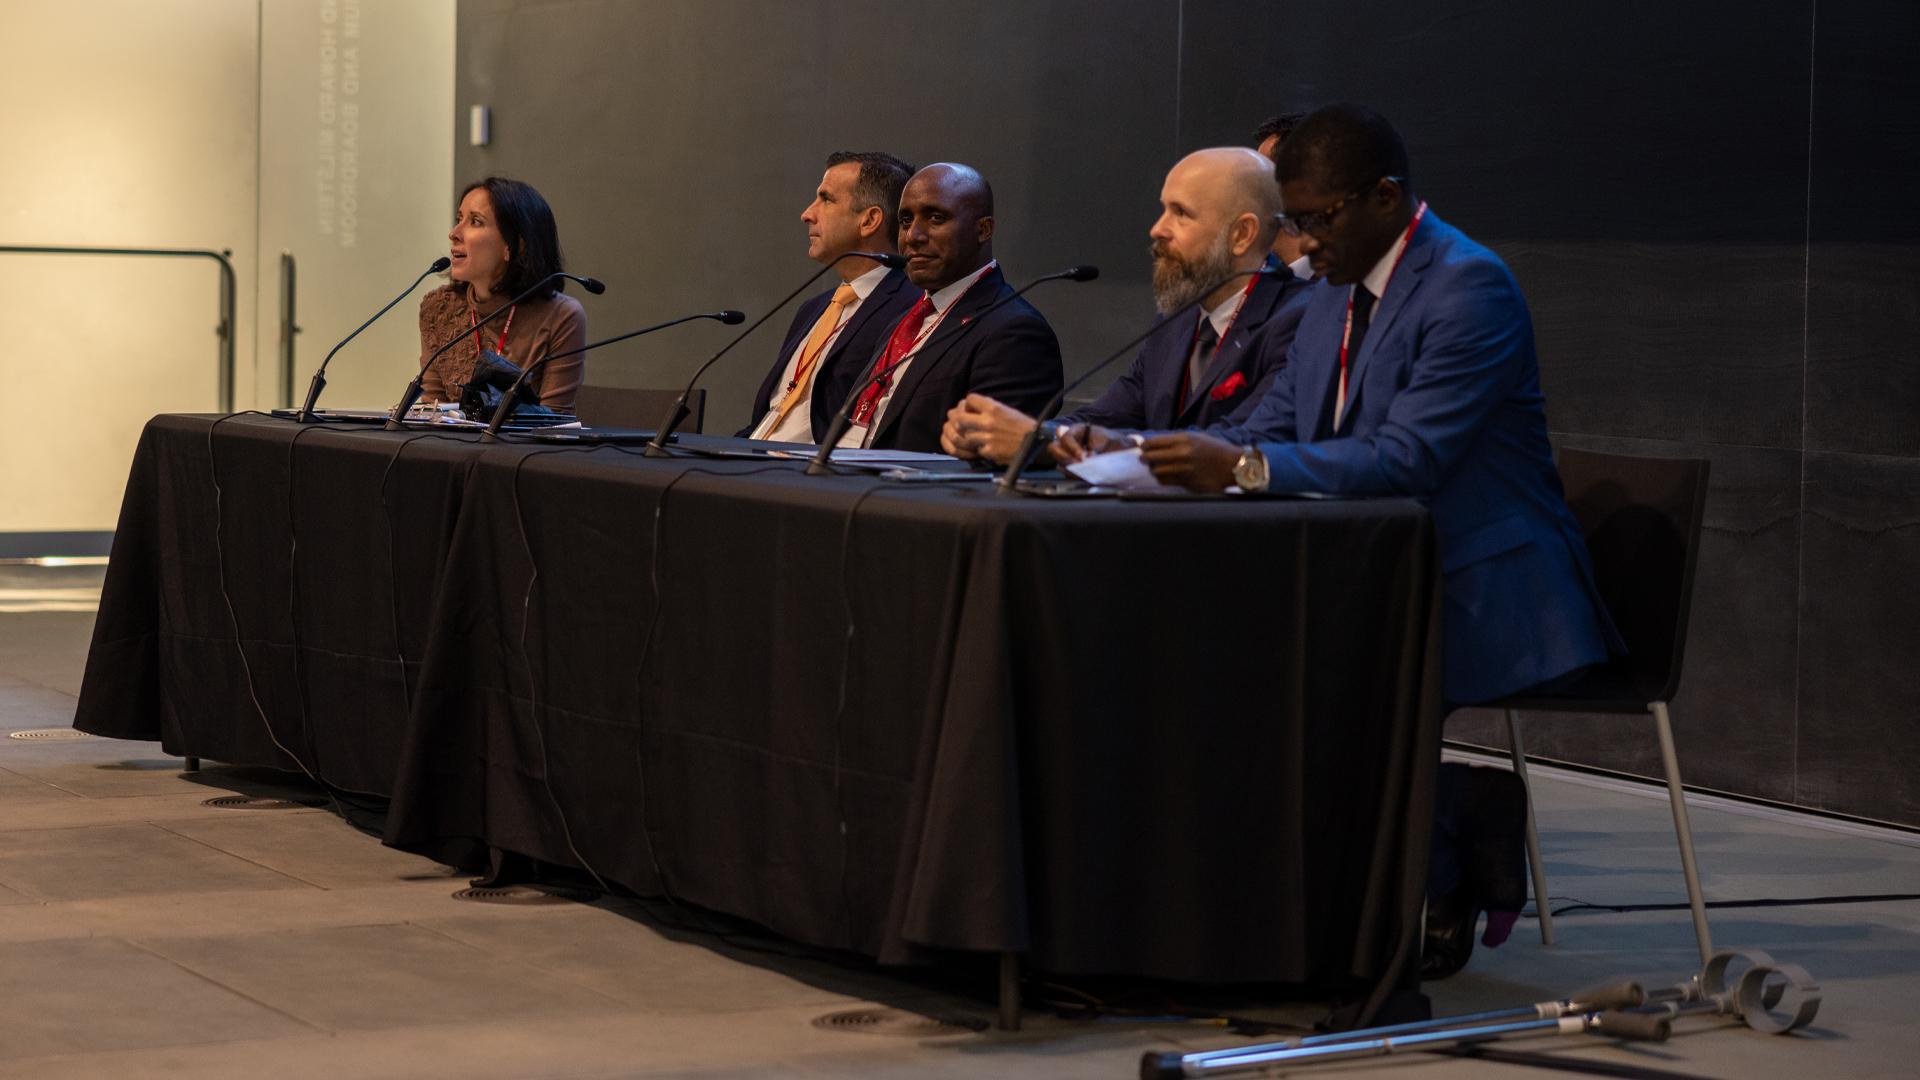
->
[417,177,588,409]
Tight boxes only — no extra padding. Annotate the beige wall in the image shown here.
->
[257,0,457,413]
[1,1,260,533]
[0,0,454,534]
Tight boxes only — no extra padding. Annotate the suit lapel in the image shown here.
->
[1338,216,1438,430]
[1178,274,1287,425]
[1296,289,1344,441]
[870,266,1003,445]
[758,291,828,415]
[1150,311,1200,427]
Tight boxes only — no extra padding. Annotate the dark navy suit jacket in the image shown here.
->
[863,265,1063,452]
[1065,269,1317,430]
[739,268,918,440]
[1213,211,1623,704]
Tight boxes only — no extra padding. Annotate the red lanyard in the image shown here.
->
[1336,201,1427,418]
[469,298,516,357]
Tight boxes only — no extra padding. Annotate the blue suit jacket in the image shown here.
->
[739,268,918,440]
[1215,212,1623,704]
[1066,269,1318,430]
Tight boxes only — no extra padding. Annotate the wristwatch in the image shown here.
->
[1232,445,1270,492]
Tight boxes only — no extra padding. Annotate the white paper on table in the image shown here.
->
[1064,446,1178,490]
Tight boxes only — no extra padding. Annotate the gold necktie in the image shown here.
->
[768,283,858,428]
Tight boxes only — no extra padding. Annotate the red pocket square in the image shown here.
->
[1209,371,1248,401]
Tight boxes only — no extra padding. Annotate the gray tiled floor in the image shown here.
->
[3,592,1919,1078]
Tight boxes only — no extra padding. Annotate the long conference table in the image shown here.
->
[75,412,1444,1019]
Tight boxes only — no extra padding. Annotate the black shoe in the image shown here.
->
[1420,889,1477,981]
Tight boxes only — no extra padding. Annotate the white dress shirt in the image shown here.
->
[750,263,892,443]
[854,259,997,447]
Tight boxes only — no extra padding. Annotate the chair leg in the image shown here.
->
[1505,709,1554,946]
[1653,701,1713,964]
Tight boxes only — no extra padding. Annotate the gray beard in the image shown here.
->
[1151,236,1235,315]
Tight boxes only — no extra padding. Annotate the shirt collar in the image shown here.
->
[846,262,890,300]
[1361,225,1413,302]
[928,259,996,313]
[1287,254,1314,281]
[1202,281,1248,339]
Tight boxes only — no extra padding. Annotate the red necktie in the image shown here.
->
[851,294,936,426]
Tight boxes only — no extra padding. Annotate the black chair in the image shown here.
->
[1489,447,1714,962]
[572,385,706,434]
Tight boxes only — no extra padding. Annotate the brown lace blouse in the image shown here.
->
[416,283,588,409]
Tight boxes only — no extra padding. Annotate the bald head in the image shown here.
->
[1168,147,1284,248]
[1149,148,1284,313]
[898,162,997,289]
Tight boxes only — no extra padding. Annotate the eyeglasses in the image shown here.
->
[1277,176,1404,238]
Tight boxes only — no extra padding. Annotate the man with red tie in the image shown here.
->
[937,147,1314,464]
[842,162,1062,453]
[742,151,919,443]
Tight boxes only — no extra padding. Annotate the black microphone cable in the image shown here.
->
[277,421,392,826]
[830,477,896,946]
[508,444,626,896]
[506,447,802,920]
[206,413,387,821]
[374,430,478,722]
[610,456,811,930]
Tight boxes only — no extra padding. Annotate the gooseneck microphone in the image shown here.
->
[481,309,748,439]
[993,266,1272,493]
[382,271,606,429]
[640,250,905,457]
[297,256,450,423]
[804,263,1099,476]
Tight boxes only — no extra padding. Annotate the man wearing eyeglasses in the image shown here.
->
[1063,103,1620,708]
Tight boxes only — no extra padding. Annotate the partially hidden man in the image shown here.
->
[742,151,919,443]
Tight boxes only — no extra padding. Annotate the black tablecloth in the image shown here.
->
[75,414,490,794]
[77,413,1443,991]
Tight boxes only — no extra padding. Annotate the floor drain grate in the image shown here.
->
[812,1008,987,1037]
[8,728,98,741]
[202,795,325,810]
[451,885,596,905]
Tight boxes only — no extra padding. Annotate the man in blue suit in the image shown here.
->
[940,148,1315,464]
[1071,105,1620,706]
[741,151,921,443]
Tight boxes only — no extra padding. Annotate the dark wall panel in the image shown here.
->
[456,0,1919,825]
[1796,451,1920,823]
[457,0,1176,435]
[1805,0,1920,457]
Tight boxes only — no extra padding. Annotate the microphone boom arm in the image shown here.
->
[297,257,448,422]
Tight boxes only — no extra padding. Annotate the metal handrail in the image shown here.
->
[0,245,237,411]
[278,251,300,408]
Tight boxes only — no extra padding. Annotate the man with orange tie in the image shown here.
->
[742,151,919,442]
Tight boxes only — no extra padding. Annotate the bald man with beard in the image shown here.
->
[941,147,1318,464]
